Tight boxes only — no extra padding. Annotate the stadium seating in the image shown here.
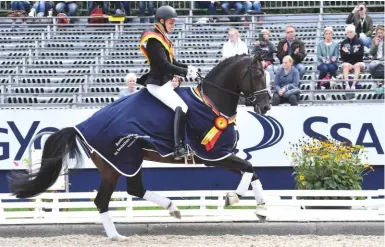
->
[0,10,384,107]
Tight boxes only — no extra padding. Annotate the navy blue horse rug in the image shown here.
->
[75,87,237,176]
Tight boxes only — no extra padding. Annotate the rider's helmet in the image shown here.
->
[155,6,177,23]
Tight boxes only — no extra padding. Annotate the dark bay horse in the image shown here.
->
[8,54,271,241]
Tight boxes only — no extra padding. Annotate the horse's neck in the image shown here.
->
[201,77,239,117]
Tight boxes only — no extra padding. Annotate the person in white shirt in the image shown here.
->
[119,73,138,98]
[221,28,249,60]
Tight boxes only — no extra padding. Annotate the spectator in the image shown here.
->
[251,29,276,82]
[221,28,248,60]
[346,3,373,49]
[195,1,219,22]
[272,56,301,106]
[316,27,339,89]
[369,25,384,80]
[113,2,131,23]
[171,75,182,88]
[10,1,31,14]
[88,1,110,16]
[221,1,244,22]
[9,1,31,25]
[55,1,78,24]
[277,25,307,79]
[119,73,138,98]
[29,1,54,17]
[244,1,263,24]
[340,24,365,90]
[139,1,154,23]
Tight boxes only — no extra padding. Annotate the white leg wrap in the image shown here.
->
[147,82,188,113]
[144,191,172,209]
[100,211,119,239]
[235,172,254,197]
[251,179,266,204]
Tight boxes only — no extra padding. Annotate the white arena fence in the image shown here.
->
[0,190,384,224]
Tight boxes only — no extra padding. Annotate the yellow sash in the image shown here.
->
[139,31,174,64]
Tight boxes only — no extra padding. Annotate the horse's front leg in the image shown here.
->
[204,154,268,221]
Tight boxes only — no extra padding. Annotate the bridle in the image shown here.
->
[197,57,270,105]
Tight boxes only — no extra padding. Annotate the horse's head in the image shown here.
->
[237,53,271,115]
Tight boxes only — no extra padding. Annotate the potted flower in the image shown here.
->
[285,137,375,209]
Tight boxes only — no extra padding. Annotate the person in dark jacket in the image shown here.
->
[346,3,373,48]
[252,29,276,82]
[139,6,198,160]
[340,24,365,90]
[276,25,307,79]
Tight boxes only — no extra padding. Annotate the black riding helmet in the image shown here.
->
[155,6,177,26]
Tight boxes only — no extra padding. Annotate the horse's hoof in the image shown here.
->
[110,234,129,241]
[169,210,182,219]
[225,192,239,207]
[255,204,268,223]
[256,214,267,223]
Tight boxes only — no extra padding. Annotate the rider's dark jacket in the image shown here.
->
[139,25,188,86]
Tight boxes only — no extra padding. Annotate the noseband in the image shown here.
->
[197,57,270,105]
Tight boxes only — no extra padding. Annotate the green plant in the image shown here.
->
[286,137,374,191]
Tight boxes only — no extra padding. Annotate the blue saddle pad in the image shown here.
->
[75,87,236,175]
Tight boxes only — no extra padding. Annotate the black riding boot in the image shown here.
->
[173,107,189,160]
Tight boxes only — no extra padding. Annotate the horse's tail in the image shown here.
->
[8,127,82,199]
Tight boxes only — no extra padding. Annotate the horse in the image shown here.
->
[8,53,271,241]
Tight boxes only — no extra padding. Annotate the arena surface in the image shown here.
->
[0,223,383,247]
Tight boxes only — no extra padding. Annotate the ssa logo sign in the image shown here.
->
[0,121,58,162]
[235,111,284,160]
[304,116,384,154]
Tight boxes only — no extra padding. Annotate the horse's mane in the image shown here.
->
[204,54,262,82]
[204,54,249,81]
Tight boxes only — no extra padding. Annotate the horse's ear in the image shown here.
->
[253,50,267,63]
[252,51,263,63]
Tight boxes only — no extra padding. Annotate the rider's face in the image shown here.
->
[164,18,176,33]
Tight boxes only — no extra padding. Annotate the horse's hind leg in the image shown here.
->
[91,153,126,241]
[126,168,181,219]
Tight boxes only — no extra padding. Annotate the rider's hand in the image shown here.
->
[187,65,199,80]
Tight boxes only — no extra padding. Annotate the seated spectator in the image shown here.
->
[272,56,301,106]
[221,1,245,22]
[277,25,307,79]
[221,28,248,60]
[195,1,219,22]
[346,3,373,49]
[369,25,384,80]
[8,1,31,25]
[88,1,110,16]
[340,24,365,90]
[139,1,154,24]
[119,73,138,98]
[316,27,339,89]
[244,1,263,24]
[29,1,54,17]
[171,75,182,88]
[55,1,78,24]
[251,29,276,82]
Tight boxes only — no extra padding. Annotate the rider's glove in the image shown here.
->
[187,65,199,80]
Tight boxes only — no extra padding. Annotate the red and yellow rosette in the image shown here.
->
[201,116,234,151]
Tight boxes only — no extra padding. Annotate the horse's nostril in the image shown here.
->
[264,106,271,111]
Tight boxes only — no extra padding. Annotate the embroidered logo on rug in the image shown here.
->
[114,134,150,156]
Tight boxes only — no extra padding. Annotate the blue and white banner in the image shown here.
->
[0,104,384,169]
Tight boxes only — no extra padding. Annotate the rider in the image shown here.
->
[139,6,199,160]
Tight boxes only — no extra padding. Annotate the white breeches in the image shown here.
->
[147,81,188,113]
